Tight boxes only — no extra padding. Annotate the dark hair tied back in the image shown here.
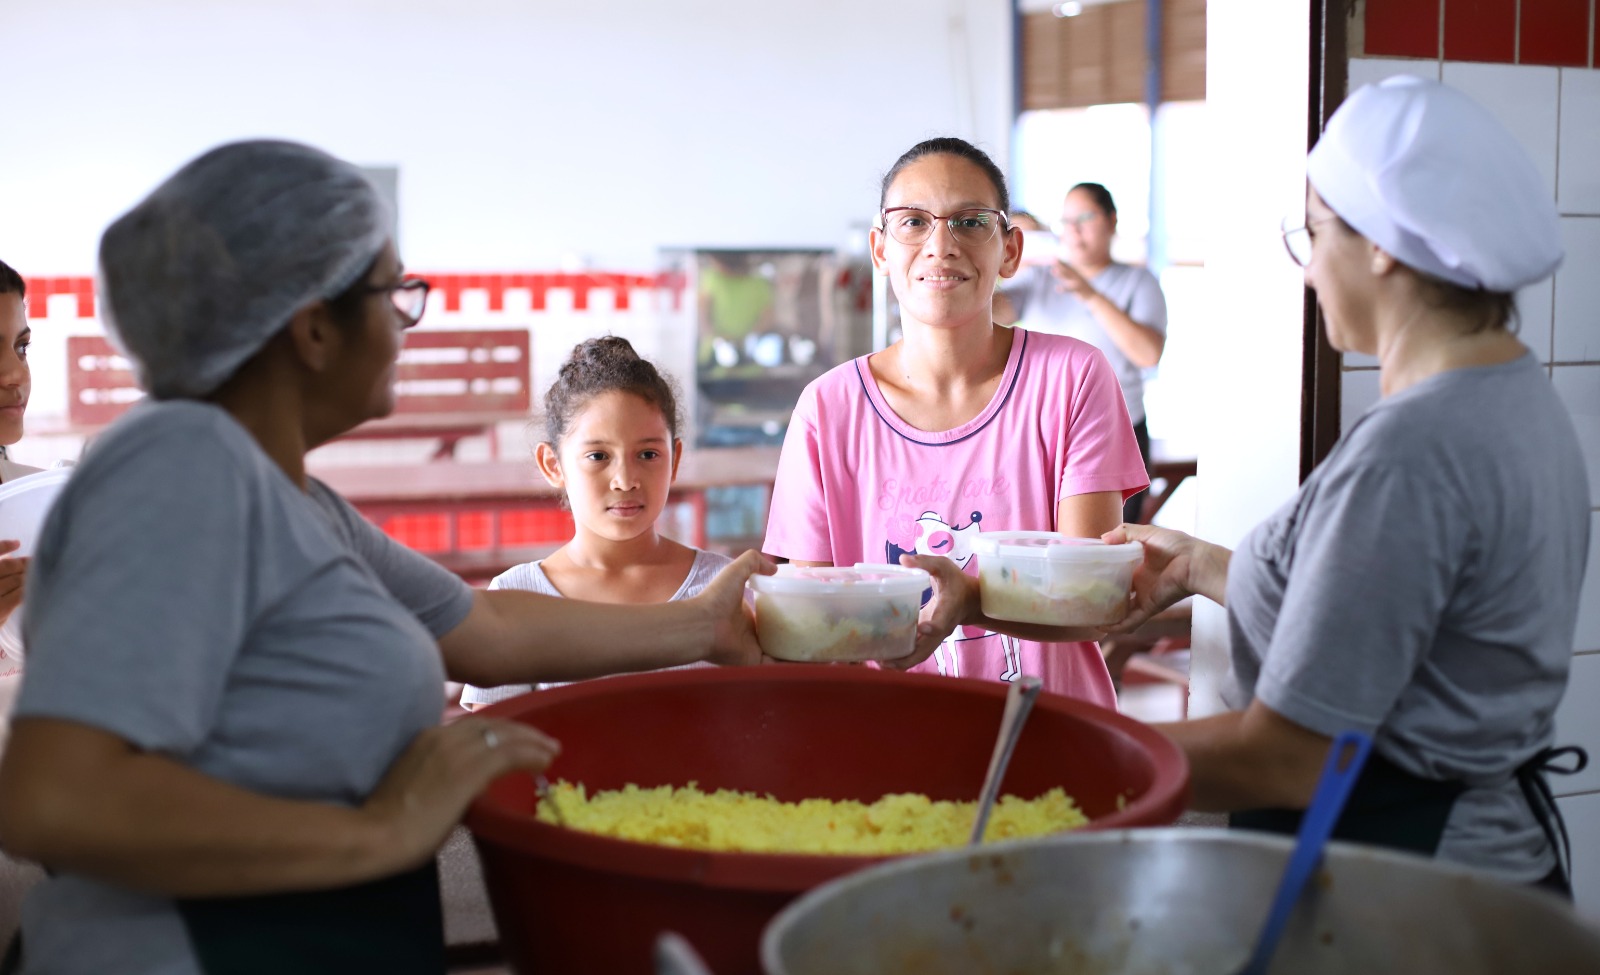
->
[543,336,683,448]
[1069,182,1116,218]
[880,137,1010,214]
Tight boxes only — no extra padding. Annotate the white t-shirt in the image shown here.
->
[459,547,732,708]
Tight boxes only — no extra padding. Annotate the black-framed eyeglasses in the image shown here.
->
[1280,216,1338,267]
[355,277,431,328]
[879,207,1010,247]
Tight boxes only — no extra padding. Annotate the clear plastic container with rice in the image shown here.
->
[750,564,929,662]
[973,532,1143,626]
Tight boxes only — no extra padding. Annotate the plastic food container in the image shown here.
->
[465,666,1189,975]
[748,564,928,663]
[973,531,1143,626]
[0,467,73,664]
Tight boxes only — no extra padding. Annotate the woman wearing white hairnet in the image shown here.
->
[0,140,772,974]
[909,77,1590,894]
[1110,78,1588,892]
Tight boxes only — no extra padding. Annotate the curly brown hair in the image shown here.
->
[542,336,683,448]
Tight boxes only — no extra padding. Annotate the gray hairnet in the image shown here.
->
[97,139,393,399]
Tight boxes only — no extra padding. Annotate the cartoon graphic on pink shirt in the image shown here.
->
[886,509,1023,683]
[764,330,1144,707]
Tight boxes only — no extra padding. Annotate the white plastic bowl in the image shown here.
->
[749,564,929,662]
[973,532,1142,626]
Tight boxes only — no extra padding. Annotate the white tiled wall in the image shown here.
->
[1440,63,1561,202]
[1556,219,1600,364]
[1345,58,1600,910]
[1553,368,1600,509]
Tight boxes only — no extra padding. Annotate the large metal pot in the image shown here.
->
[762,828,1600,974]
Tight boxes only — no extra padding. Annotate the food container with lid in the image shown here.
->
[973,531,1143,626]
[747,564,928,662]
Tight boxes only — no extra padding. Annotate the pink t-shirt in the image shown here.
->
[763,329,1148,707]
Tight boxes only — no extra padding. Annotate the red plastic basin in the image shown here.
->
[464,666,1188,975]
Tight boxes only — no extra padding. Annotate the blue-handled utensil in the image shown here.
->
[1235,729,1372,975]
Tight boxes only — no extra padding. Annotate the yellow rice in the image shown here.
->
[534,780,1088,854]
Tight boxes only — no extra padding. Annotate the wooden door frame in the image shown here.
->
[1300,0,1348,478]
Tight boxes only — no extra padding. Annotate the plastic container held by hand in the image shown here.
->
[747,564,930,663]
[0,467,74,664]
[972,532,1143,627]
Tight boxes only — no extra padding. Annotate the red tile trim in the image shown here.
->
[24,272,675,321]
[1521,0,1591,66]
[1444,0,1516,63]
[1366,0,1442,58]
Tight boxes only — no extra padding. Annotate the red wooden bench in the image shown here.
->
[312,448,782,584]
[64,329,531,458]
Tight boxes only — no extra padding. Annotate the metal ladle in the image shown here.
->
[969,675,1043,846]
[655,931,715,975]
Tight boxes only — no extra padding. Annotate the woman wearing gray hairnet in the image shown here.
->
[0,140,774,974]
[913,77,1590,894]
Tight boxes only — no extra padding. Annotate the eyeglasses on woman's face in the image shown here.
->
[879,207,1010,247]
[1058,211,1103,232]
[355,277,432,328]
[1280,216,1340,267]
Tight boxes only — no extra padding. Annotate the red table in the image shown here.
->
[314,447,782,582]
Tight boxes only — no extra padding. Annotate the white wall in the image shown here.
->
[1188,0,1312,715]
[2,0,1014,457]
[1344,57,1600,913]
[0,0,1014,274]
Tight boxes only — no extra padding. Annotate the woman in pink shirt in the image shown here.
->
[762,138,1147,706]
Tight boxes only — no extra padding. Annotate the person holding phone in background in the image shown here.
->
[996,184,1167,522]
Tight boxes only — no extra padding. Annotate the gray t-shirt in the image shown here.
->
[459,548,731,706]
[1000,262,1167,424]
[1225,352,1590,881]
[13,400,475,975]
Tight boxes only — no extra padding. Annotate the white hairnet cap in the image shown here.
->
[98,140,393,399]
[1306,76,1562,292]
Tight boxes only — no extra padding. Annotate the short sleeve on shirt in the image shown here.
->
[764,384,835,562]
[1124,267,1168,334]
[17,411,261,753]
[308,481,474,638]
[1057,345,1149,501]
[1251,460,1468,738]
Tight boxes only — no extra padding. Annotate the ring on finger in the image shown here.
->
[482,727,500,750]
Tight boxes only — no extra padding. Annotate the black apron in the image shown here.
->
[2,842,445,975]
[174,861,446,975]
[1,865,447,975]
[1230,745,1588,899]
